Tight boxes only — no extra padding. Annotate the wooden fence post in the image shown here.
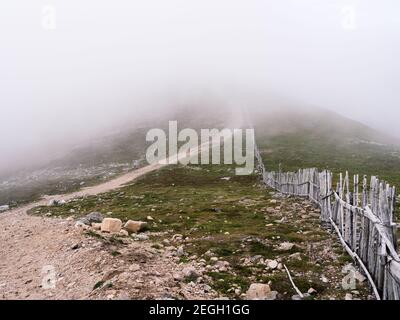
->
[253,142,400,299]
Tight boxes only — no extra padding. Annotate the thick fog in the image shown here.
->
[0,0,399,173]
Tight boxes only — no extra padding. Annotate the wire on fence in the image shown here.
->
[254,144,399,300]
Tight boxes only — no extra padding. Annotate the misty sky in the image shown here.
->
[0,0,399,172]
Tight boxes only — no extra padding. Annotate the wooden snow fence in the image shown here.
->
[254,145,400,300]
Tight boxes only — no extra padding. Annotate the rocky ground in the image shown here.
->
[0,212,216,300]
[0,164,373,300]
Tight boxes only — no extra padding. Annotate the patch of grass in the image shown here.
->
[285,256,321,274]
[93,281,104,290]
[257,128,400,195]
[84,230,104,240]
[151,243,162,250]
[248,241,275,258]
[337,254,354,264]
[183,274,199,283]
[207,271,250,295]
[29,163,371,299]
[179,256,190,264]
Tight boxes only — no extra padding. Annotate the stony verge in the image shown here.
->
[12,164,373,300]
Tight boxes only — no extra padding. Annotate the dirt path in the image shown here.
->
[0,131,234,300]
[0,160,170,299]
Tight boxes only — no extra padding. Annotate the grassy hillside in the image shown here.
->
[31,164,368,299]
[2,103,400,205]
[0,105,230,205]
[251,107,400,188]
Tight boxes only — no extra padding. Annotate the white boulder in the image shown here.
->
[101,218,122,233]
[246,283,278,300]
[0,205,10,212]
[124,220,147,233]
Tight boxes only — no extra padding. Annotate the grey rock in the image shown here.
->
[308,288,317,295]
[250,255,263,263]
[77,217,91,225]
[134,234,149,241]
[0,205,10,212]
[277,242,294,251]
[176,246,185,257]
[84,212,104,224]
[182,267,199,280]
[71,243,80,250]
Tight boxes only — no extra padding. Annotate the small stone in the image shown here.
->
[308,288,317,295]
[354,271,366,283]
[321,276,329,283]
[133,234,149,241]
[124,220,147,233]
[77,217,91,225]
[182,267,199,280]
[173,273,183,281]
[101,218,122,233]
[210,257,218,263]
[266,260,278,269]
[146,216,154,221]
[172,234,183,241]
[289,252,302,261]
[345,293,353,300]
[265,291,278,300]
[0,205,10,212]
[246,283,272,300]
[120,229,129,236]
[91,223,102,230]
[75,221,89,229]
[277,242,294,251]
[129,264,141,272]
[85,212,104,223]
[176,246,185,257]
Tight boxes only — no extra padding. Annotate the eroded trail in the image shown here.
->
[0,120,369,300]
[0,162,173,299]
[0,131,234,300]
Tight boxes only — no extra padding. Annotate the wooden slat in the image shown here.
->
[253,143,399,299]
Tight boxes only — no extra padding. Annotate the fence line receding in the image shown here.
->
[254,145,400,300]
